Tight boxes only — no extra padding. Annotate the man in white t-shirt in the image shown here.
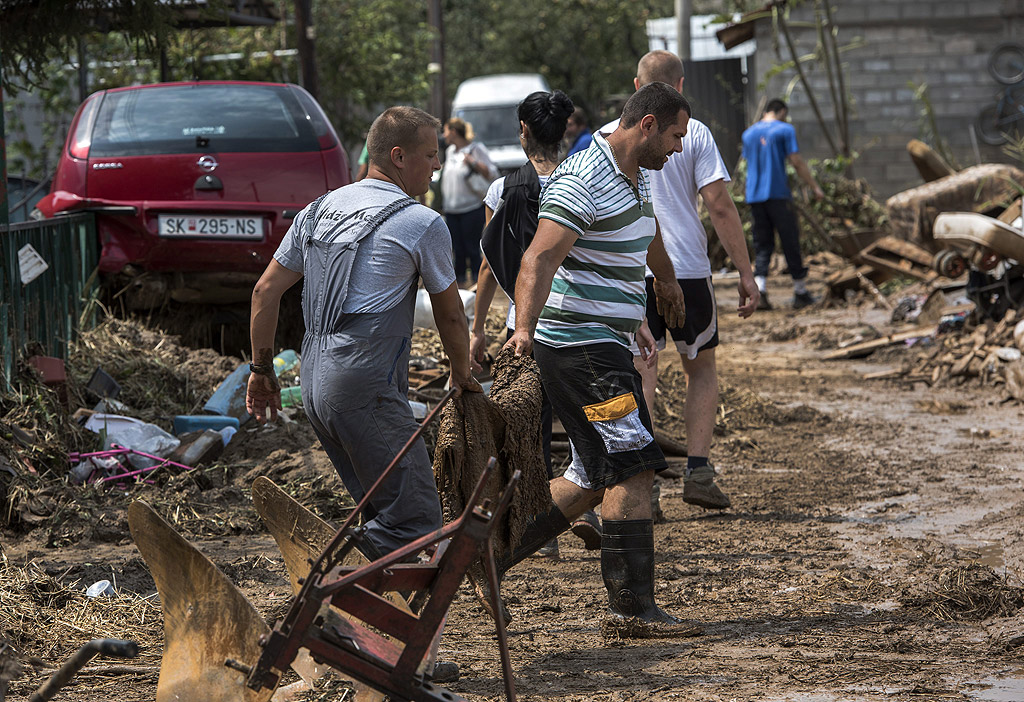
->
[601,51,759,510]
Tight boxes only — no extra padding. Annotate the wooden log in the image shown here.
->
[856,270,894,310]
[997,196,1022,225]
[907,139,956,183]
[823,325,938,360]
[863,368,904,380]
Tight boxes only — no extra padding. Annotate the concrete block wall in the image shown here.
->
[751,0,1024,198]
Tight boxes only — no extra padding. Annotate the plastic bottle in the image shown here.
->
[274,350,300,374]
[173,415,241,435]
[281,386,303,407]
[176,429,225,467]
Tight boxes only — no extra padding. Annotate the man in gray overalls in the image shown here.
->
[246,106,480,562]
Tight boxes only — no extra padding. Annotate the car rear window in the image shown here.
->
[89,84,321,157]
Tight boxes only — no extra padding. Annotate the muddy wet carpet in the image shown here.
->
[432,348,551,558]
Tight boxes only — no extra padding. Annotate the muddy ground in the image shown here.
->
[2,268,1024,702]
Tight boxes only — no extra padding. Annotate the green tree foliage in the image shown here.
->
[443,0,674,123]
[0,0,175,94]
[313,0,434,141]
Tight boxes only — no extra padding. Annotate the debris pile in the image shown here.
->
[864,310,1024,394]
[902,563,1024,621]
[0,556,163,687]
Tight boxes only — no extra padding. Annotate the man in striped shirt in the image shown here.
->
[493,82,701,636]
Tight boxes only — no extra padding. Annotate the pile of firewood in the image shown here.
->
[879,310,1024,397]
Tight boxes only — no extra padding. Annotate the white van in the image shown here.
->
[450,73,551,174]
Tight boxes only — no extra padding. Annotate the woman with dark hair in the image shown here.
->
[440,117,498,285]
[470,89,601,558]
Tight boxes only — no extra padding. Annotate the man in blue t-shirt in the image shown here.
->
[741,99,824,310]
[563,107,593,157]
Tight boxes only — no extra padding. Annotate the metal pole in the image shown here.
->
[77,36,88,103]
[0,54,8,229]
[427,0,446,121]
[675,0,692,60]
[293,0,319,99]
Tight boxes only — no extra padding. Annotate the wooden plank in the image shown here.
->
[863,368,904,380]
[859,235,936,282]
[823,325,938,360]
[997,196,1022,225]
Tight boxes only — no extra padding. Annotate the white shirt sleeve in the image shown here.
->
[691,121,731,191]
[484,176,506,212]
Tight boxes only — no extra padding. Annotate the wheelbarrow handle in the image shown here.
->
[28,639,139,702]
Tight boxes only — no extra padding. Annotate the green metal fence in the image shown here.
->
[1,214,99,390]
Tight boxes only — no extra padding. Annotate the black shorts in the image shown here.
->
[533,341,667,491]
[644,276,718,359]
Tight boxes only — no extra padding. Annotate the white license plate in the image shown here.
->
[158,214,263,239]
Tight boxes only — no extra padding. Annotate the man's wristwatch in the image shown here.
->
[249,363,274,376]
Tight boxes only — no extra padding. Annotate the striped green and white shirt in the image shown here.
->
[536,132,655,348]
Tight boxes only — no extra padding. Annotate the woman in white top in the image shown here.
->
[440,118,498,285]
[470,90,591,558]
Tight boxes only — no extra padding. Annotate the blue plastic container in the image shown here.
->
[173,415,241,436]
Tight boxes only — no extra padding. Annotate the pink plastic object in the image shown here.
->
[67,445,196,484]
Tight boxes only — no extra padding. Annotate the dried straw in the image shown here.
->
[0,553,163,672]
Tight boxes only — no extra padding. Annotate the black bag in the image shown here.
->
[480,161,541,299]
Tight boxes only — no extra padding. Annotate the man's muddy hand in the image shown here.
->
[450,366,483,398]
[653,279,686,329]
[246,372,282,423]
[469,331,488,374]
[502,329,533,358]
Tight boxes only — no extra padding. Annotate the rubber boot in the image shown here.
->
[600,519,703,638]
[469,502,571,624]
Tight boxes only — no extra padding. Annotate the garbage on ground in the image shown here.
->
[203,350,300,421]
[84,579,116,598]
[885,163,1024,249]
[168,429,225,467]
[92,397,131,414]
[202,362,251,421]
[27,355,68,406]
[85,366,120,399]
[857,308,1024,393]
[413,288,476,330]
[173,415,240,435]
[280,386,302,407]
[83,414,180,469]
[274,349,300,374]
[67,446,197,485]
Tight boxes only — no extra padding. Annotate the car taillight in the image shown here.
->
[68,94,103,160]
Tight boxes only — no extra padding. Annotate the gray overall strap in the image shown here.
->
[304,193,417,247]
[303,192,331,243]
[302,194,418,337]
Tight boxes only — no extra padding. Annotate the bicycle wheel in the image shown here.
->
[989,42,1024,85]
[977,103,1010,145]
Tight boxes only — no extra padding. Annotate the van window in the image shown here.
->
[89,84,320,157]
[455,106,521,147]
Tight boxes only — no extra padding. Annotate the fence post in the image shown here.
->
[1,44,8,229]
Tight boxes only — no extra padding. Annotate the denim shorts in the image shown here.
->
[533,341,666,491]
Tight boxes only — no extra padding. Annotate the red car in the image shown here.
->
[37,81,350,306]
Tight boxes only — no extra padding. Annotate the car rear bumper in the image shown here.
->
[43,192,305,274]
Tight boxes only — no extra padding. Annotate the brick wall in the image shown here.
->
[751,0,1024,198]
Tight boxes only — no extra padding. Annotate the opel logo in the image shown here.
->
[197,155,219,172]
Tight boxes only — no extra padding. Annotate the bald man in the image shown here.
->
[600,50,759,511]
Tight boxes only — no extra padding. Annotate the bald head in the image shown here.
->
[637,50,684,89]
